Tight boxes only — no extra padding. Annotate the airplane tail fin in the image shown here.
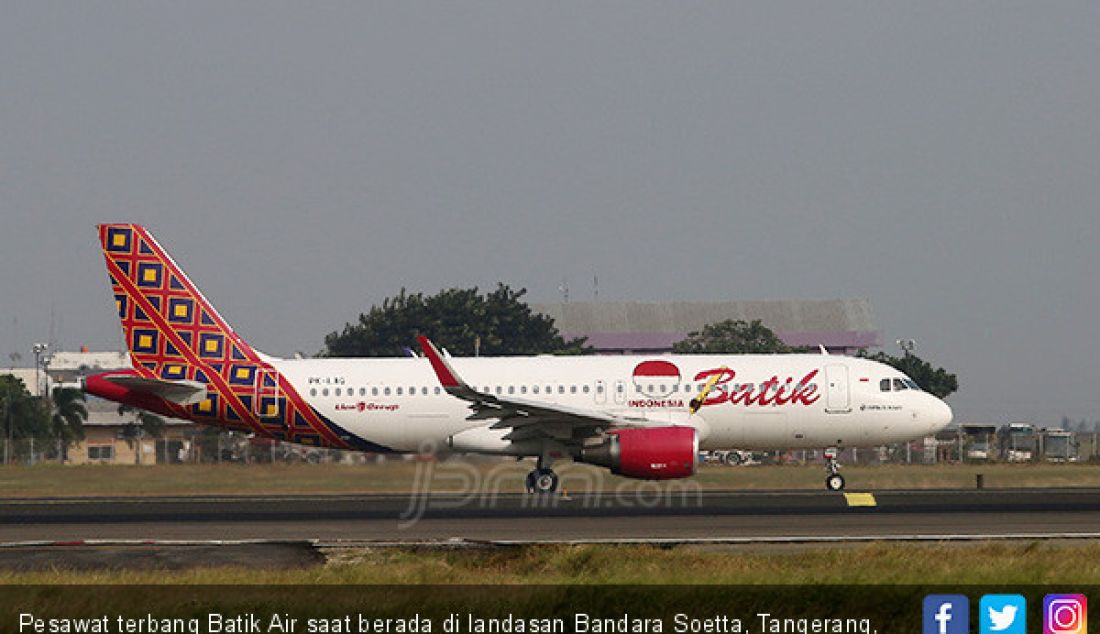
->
[91,224,384,452]
[97,223,266,379]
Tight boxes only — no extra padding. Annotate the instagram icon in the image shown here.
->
[1045,594,1087,634]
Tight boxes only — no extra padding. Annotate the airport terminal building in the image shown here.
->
[533,298,880,355]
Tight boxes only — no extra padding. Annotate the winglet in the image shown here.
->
[417,336,464,390]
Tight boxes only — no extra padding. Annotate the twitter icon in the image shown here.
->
[981,594,1027,634]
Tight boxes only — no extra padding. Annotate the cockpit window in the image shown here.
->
[892,378,908,391]
[879,378,891,392]
[903,379,921,391]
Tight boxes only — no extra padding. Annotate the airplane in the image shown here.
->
[84,223,953,493]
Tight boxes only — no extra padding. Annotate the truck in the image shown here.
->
[1042,429,1079,463]
[1000,423,1038,462]
[960,424,997,461]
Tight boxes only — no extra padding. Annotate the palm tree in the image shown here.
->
[49,387,87,461]
[117,405,165,464]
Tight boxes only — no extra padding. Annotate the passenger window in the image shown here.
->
[384,387,391,396]
[892,379,907,391]
[322,388,329,397]
[372,387,379,396]
[335,388,341,397]
[558,385,565,394]
[880,379,890,392]
[521,386,527,394]
[495,386,502,395]
[435,387,442,395]
[546,385,552,394]
[422,387,428,395]
[532,386,539,394]
[617,383,624,393]
[310,388,317,397]
[409,386,415,394]
[582,385,590,394]
[396,387,403,396]
[570,386,577,394]
[508,386,515,395]
[597,384,604,393]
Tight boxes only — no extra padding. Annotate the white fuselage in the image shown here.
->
[272,353,952,453]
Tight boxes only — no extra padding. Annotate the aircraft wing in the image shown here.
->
[94,373,209,406]
[417,336,639,442]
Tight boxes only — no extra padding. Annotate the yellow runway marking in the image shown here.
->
[844,492,877,507]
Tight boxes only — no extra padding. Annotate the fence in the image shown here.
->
[0,434,379,466]
[2,432,1099,467]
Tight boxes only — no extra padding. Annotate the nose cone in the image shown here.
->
[927,396,953,434]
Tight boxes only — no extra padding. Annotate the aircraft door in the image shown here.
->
[613,380,626,404]
[824,365,851,413]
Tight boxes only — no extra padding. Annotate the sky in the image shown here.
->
[2,2,1098,425]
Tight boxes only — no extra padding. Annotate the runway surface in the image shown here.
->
[3,488,1100,543]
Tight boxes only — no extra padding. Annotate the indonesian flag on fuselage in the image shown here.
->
[632,360,681,398]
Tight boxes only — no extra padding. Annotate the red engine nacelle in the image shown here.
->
[579,426,698,480]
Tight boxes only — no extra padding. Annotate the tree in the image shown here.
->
[49,387,87,454]
[117,405,166,464]
[0,374,52,463]
[0,374,51,438]
[195,426,231,463]
[859,350,958,399]
[672,319,805,354]
[324,284,589,357]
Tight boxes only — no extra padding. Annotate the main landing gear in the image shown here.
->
[824,447,845,491]
[525,469,559,494]
[525,455,560,494]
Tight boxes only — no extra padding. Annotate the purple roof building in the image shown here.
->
[532,299,880,356]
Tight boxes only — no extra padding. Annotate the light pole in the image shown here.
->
[3,381,11,466]
[896,338,916,358]
[32,343,48,398]
[41,353,52,397]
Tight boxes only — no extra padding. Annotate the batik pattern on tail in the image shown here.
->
[98,223,385,451]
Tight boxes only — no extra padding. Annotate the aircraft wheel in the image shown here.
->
[826,474,846,491]
[530,469,559,494]
[723,452,743,466]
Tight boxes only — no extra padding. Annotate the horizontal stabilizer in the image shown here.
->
[95,373,208,406]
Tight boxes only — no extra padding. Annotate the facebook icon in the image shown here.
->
[924,595,970,634]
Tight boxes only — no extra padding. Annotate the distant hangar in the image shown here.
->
[532,299,880,355]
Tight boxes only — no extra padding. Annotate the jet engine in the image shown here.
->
[579,426,697,480]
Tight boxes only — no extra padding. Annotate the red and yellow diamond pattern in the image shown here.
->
[98,223,354,449]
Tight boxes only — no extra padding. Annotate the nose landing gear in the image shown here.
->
[824,447,845,491]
